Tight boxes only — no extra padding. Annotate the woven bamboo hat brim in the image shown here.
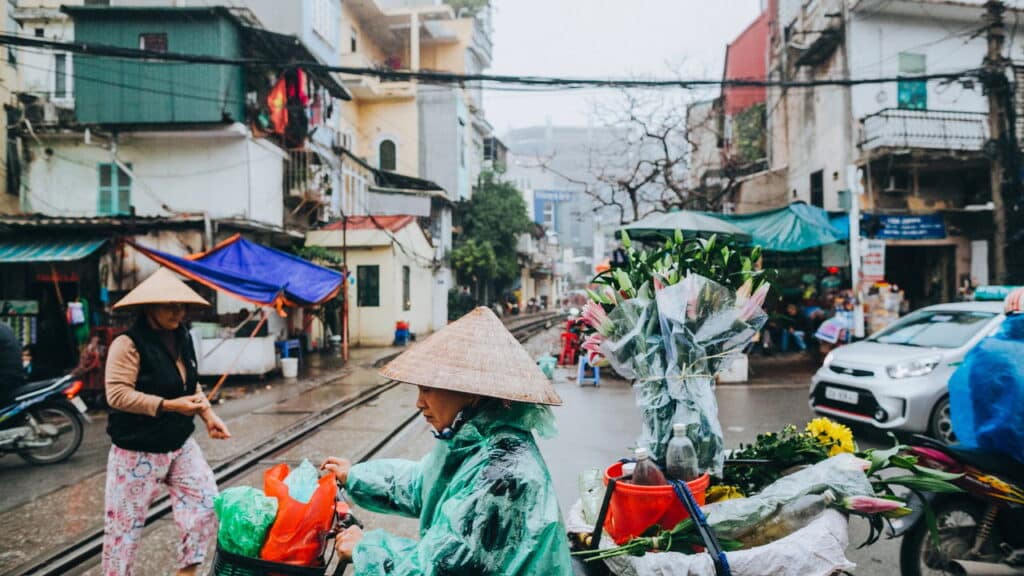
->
[113,268,210,310]
[380,307,562,406]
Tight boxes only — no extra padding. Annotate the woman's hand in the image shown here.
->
[335,526,363,561]
[202,411,231,439]
[320,457,352,485]
[162,392,210,416]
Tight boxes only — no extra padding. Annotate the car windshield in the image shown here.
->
[869,309,997,349]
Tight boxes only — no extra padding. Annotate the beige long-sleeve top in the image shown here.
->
[105,334,196,417]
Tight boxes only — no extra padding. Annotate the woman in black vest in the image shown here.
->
[103,269,230,576]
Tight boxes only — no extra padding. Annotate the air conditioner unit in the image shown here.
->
[42,101,59,124]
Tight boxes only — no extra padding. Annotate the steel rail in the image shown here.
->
[16,313,561,576]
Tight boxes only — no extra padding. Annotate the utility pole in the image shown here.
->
[983,0,1010,284]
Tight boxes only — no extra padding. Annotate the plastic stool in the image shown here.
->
[559,332,579,366]
[577,355,600,387]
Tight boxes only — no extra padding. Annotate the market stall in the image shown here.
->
[130,235,343,385]
[569,231,962,576]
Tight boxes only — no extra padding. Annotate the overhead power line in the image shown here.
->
[0,33,982,90]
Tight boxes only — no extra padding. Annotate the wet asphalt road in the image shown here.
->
[0,327,907,575]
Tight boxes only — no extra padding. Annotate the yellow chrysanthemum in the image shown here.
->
[705,485,745,504]
[805,417,856,456]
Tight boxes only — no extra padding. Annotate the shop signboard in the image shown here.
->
[875,214,946,240]
[861,239,886,283]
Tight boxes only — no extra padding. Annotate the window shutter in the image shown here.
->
[98,164,113,215]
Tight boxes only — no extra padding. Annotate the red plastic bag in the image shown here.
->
[260,462,338,566]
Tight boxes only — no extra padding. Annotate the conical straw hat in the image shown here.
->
[380,307,562,405]
[113,268,210,310]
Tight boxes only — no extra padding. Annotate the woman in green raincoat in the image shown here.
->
[321,307,573,575]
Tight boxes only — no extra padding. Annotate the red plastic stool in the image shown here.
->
[559,332,579,366]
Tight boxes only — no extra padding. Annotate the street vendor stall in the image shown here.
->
[569,231,962,576]
[130,235,343,385]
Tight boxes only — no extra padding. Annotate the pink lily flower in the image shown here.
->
[581,301,612,334]
[581,333,605,357]
[735,279,753,306]
[842,496,905,515]
[738,283,770,322]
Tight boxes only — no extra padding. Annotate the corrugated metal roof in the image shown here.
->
[0,214,204,230]
[0,238,106,263]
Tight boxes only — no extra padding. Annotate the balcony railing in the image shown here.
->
[861,109,989,152]
[285,149,332,200]
[338,52,414,100]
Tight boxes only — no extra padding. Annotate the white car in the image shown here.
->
[809,301,1006,443]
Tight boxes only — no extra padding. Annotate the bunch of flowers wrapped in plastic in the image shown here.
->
[580,232,770,475]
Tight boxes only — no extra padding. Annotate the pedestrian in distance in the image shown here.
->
[101,268,230,576]
[321,306,574,575]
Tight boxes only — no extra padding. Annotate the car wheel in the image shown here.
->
[929,397,956,445]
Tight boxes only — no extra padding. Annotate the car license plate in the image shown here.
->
[70,396,88,414]
[825,386,858,405]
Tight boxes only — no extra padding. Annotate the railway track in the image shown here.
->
[17,311,561,576]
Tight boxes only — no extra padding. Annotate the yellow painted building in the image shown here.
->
[321,0,494,343]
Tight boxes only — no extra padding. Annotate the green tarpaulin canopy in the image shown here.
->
[0,238,106,262]
[617,210,752,241]
[714,203,846,252]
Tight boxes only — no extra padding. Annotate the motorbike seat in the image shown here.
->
[11,377,66,402]
[950,446,1024,485]
[911,435,1024,484]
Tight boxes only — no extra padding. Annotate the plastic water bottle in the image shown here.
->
[630,447,667,486]
[666,423,699,481]
[738,489,837,547]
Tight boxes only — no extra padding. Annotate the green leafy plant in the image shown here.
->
[592,231,770,302]
[455,172,531,296]
[293,245,344,267]
[720,425,831,496]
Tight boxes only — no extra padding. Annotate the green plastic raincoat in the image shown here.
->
[345,402,574,575]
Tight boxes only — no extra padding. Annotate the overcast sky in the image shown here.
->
[485,0,765,134]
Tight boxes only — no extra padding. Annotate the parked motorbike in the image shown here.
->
[895,435,1024,576]
[0,374,88,465]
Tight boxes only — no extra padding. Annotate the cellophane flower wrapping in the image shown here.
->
[702,454,874,541]
[598,274,768,474]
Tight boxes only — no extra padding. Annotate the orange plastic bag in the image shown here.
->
[260,462,338,566]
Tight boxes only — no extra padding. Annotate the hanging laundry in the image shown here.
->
[285,68,310,107]
[266,76,288,135]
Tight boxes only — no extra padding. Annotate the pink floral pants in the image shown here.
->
[102,437,218,575]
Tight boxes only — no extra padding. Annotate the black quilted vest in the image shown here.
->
[106,319,198,453]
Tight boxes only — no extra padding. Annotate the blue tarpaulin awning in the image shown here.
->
[714,203,847,252]
[131,234,343,311]
[0,238,106,262]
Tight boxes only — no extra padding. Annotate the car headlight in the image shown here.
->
[887,357,942,379]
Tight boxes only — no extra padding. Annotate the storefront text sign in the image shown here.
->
[875,215,946,240]
[861,239,886,283]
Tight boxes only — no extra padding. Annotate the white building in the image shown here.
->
[306,215,434,346]
[769,0,1017,306]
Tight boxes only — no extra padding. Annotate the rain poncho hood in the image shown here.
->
[346,401,573,575]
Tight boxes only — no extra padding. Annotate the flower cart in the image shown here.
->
[568,233,962,576]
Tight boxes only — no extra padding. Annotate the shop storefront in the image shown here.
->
[0,238,107,372]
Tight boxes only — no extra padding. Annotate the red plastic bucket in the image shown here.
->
[603,462,710,544]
